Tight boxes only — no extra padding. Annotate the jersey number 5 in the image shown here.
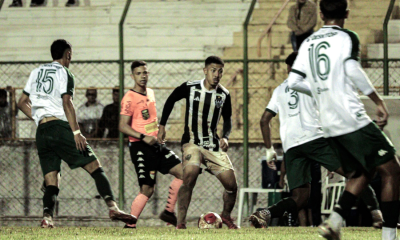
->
[35,69,56,94]
[308,41,330,82]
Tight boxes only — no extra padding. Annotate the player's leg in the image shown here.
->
[159,163,183,226]
[250,146,311,228]
[154,144,183,226]
[202,150,238,229]
[376,157,400,240]
[125,141,160,228]
[41,171,61,228]
[82,159,136,225]
[216,169,238,220]
[36,123,62,228]
[125,184,154,228]
[176,143,202,228]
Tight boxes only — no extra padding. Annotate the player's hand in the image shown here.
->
[220,138,229,152]
[157,125,166,144]
[74,133,88,152]
[266,147,277,162]
[267,161,277,170]
[143,135,157,146]
[375,103,389,130]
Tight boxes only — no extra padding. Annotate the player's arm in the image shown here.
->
[260,110,277,164]
[17,92,33,120]
[344,59,389,128]
[287,71,312,96]
[158,82,187,143]
[62,95,87,151]
[220,94,232,152]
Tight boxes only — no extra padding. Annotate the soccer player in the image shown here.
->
[119,61,183,228]
[158,56,239,229]
[17,39,136,228]
[287,1,400,239]
[249,52,382,229]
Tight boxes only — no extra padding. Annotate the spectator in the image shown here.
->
[287,0,317,51]
[77,88,104,138]
[98,88,120,138]
[9,0,78,7]
[0,89,12,138]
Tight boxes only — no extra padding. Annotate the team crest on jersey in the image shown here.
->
[215,96,224,108]
[150,171,155,179]
[141,109,150,120]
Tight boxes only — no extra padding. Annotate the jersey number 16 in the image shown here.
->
[308,41,330,82]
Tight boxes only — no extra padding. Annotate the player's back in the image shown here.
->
[24,62,74,125]
[292,26,371,137]
[269,80,323,152]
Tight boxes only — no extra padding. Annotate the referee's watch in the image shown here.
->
[139,134,146,140]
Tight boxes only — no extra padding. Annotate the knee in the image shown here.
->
[183,172,199,188]
[140,185,155,198]
[225,182,238,194]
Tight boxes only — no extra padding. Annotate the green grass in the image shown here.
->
[0,226,382,239]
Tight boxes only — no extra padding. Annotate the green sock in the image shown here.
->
[91,167,115,203]
[43,185,59,217]
[268,197,297,218]
[359,185,379,211]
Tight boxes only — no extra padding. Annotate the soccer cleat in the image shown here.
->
[109,210,137,225]
[371,209,383,229]
[40,216,55,228]
[159,210,177,226]
[123,224,136,229]
[176,223,187,229]
[249,209,270,228]
[318,221,342,240]
[220,215,240,229]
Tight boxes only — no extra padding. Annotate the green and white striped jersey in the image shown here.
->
[289,25,372,137]
[23,61,75,126]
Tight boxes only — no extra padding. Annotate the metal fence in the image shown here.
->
[0,59,399,224]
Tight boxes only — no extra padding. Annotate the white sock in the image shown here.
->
[329,212,343,231]
[382,227,397,240]
[109,205,120,212]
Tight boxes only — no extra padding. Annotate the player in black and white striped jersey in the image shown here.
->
[158,56,239,229]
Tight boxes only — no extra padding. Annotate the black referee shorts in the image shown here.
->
[129,141,181,187]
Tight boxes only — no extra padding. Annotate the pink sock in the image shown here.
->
[165,178,183,213]
[127,193,149,227]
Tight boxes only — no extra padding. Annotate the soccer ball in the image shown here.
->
[198,212,223,229]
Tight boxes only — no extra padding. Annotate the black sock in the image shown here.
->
[43,185,59,217]
[91,167,115,203]
[359,185,379,211]
[334,191,357,219]
[268,197,297,218]
[381,201,400,228]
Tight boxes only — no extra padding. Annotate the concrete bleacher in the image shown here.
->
[0,0,250,61]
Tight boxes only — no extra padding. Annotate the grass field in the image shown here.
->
[0,226,383,239]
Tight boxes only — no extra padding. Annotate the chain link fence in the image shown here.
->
[0,59,398,224]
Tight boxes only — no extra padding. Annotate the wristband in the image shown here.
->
[265,147,276,162]
[73,130,81,136]
[140,134,146,140]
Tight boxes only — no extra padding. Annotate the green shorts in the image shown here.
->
[327,122,396,174]
[285,137,341,190]
[36,120,97,177]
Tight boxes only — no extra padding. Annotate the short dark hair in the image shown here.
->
[130,61,147,72]
[320,0,348,20]
[112,88,119,94]
[86,88,97,95]
[285,52,298,67]
[205,56,224,67]
[0,89,7,98]
[50,39,72,60]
